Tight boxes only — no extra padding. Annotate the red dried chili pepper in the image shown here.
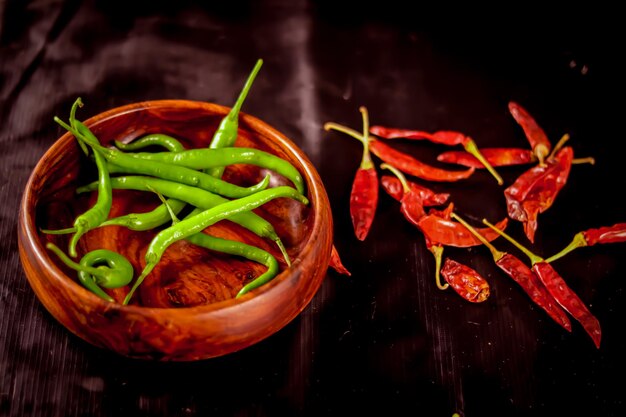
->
[546,223,626,263]
[326,107,379,241]
[370,126,503,185]
[505,145,573,243]
[329,244,351,276]
[452,213,571,331]
[483,219,601,348]
[437,147,536,168]
[324,122,475,182]
[369,140,475,182]
[381,175,450,206]
[508,101,552,165]
[380,163,427,223]
[417,205,509,248]
[441,258,490,303]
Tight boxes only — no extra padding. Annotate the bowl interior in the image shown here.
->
[31,100,322,308]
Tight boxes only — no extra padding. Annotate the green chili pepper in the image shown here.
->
[155,192,279,298]
[55,119,271,199]
[123,185,308,305]
[115,133,185,153]
[122,147,305,194]
[46,243,134,302]
[187,233,279,298]
[68,147,112,257]
[69,98,89,156]
[206,58,263,178]
[115,133,188,229]
[77,176,294,264]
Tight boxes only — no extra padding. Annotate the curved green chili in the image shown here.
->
[69,145,112,257]
[46,243,133,302]
[123,147,305,194]
[123,185,308,304]
[187,232,279,298]
[115,134,184,153]
[155,192,279,298]
[55,118,271,199]
[207,58,263,178]
[77,176,294,264]
[115,133,188,230]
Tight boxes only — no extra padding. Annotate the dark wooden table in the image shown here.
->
[2,1,625,416]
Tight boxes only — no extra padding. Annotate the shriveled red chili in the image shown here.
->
[324,122,475,182]
[508,101,552,165]
[370,140,475,182]
[452,213,572,331]
[505,146,573,243]
[329,245,351,276]
[380,175,449,206]
[380,163,427,223]
[483,219,601,348]
[326,107,378,241]
[546,223,626,263]
[441,258,490,303]
[437,147,536,168]
[417,206,509,248]
[370,126,503,184]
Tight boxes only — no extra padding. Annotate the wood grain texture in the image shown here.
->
[17,100,333,361]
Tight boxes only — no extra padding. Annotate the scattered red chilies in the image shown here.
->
[505,146,573,243]
[437,147,535,168]
[440,258,490,303]
[329,244,351,276]
[380,175,450,206]
[532,262,601,348]
[331,107,379,241]
[483,219,601,348]
[369,140,475,182]
[417,208,509,248]
[508,101,552,165]
[381,163,429,225]
[370,126,503,185]
[452,213,572,331]
[546,223,626,263]
[325,120,474,183]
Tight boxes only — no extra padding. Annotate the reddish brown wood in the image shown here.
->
[18,100,333,361]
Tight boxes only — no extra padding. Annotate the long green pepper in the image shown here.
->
[115,134,185,153]
[46,243,133,302]
[206,58,263,178]
[123,185,308,304]
[156,193,279,299]
[122,147,305,194]
[77,176,293,263]
[56,119,271,199]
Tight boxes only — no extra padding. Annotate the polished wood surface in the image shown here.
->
[18,100,333,360]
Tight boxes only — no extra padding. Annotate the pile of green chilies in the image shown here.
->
[44,59,309,305]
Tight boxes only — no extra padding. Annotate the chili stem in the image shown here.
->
[544,232,588,263]
[358,106,374,169]
[463,139,504,185]
[380,163,410,194]
[324,122,369,147]
[228,59,263,121]
[548,134,570,160]
[482,218,543,265]
[41,227,76,235]
[451,213,505,261]
[572,157,595,165]
[429,245,449,290]
[46,243,114,302]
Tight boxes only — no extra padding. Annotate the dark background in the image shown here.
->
[1,1,625,416]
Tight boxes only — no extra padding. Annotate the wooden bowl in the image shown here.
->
[17,100,333,361]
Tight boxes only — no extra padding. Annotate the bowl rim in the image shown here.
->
[19,99,331,317]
